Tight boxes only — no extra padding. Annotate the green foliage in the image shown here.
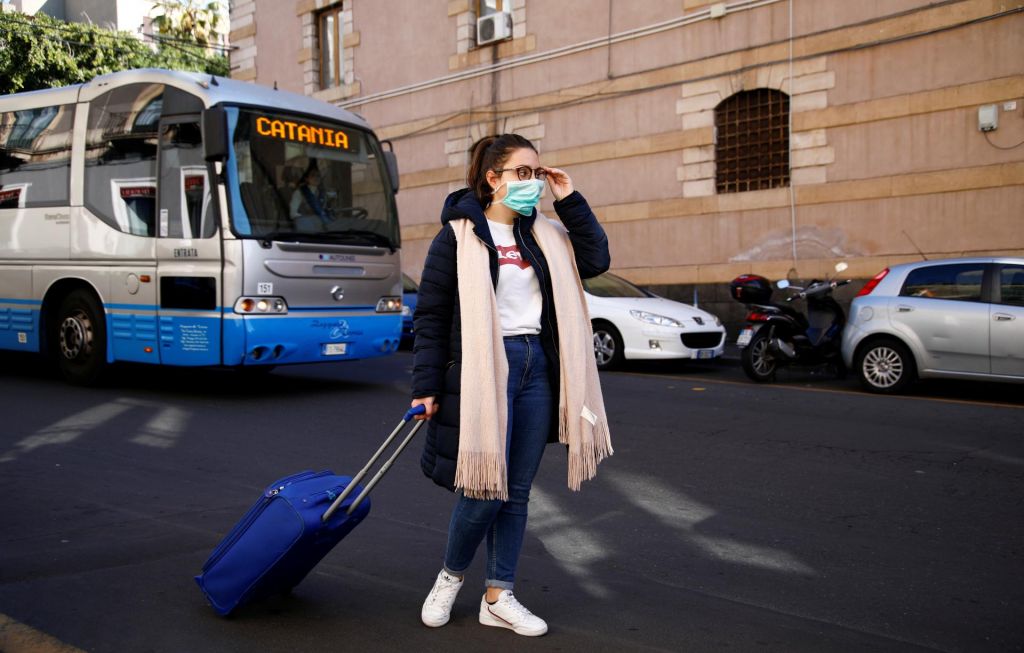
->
[0,11,228,94]
[151,0,223,47]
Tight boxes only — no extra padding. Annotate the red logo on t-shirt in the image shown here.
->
[496,244,531,270]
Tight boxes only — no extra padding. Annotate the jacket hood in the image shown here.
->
[441,188,485,226]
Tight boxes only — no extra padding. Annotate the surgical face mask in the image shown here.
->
[495,179,545,216]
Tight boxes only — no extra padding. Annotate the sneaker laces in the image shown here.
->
[427,574,460,606]
[499,592,534,619]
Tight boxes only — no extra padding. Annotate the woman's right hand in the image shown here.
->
[411,396,438,420]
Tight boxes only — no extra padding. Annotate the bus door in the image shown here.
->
[155,116,222,365]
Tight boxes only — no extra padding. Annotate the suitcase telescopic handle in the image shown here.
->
[321,405,427,522]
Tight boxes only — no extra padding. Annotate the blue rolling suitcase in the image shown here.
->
[195,406,425,616]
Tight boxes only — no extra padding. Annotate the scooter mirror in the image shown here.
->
[835,262,849,273]
[776,279,790,289]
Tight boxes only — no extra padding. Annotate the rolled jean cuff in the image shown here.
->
[485,579,514,590]
[442,564,466,578]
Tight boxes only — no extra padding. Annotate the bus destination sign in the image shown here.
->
[255,116,350,150]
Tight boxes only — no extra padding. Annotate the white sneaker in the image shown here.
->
[421,570,464,627]
[478,590,548,636]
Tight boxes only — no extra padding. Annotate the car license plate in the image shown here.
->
[322,343,347,356]
[737,328,753,347]
[696,349,715,360]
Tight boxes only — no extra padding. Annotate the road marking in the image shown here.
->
[602,470,816,576]
[528,487,612,599]
[0,614,85,653]
[617,371,1024,410]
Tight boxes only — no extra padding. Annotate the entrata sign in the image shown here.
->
[255,116,350,150]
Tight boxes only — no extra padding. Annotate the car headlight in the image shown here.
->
[629,310,683,328]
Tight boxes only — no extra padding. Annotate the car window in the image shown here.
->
[899,263,985,302]
[582,273,649,298]
[998,265,1024,307]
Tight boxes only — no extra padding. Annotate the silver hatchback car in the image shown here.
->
[841,257,1024,393]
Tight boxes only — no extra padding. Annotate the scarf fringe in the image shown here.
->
[454,450,508,501]
[560,404,614,491]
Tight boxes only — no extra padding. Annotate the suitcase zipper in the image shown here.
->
[308,482,359,507]
[202,470,325,572]
[264,470,327,497]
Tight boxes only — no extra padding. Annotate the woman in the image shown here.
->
[289,165,329,229]
[411,134,613,637]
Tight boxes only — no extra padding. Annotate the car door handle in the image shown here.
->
[993,313,1015,321]
[896,305,914,313]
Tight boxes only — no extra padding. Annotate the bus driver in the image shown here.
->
[290,164,331,230]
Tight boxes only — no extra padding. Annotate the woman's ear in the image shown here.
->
[484,168,500,191]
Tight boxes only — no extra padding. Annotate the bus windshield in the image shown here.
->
[226,108,398,248]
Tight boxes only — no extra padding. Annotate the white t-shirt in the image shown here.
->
[486,219,542,336]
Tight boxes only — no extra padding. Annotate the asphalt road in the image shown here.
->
[0,351,1021,652]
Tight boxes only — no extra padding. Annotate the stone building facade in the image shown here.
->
[229,0,1024,327]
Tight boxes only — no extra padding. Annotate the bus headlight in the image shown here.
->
[235,296,288,314]
[376,296,402,313]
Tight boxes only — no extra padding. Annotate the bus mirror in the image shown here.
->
[384,151,400,194]
[381,140,399,194]
[202,106,229,162]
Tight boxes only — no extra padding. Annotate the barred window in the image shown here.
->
[715,89,789,194]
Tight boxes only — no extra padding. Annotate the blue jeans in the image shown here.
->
[442,334,552,590]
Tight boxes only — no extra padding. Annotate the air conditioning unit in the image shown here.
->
[477,12,513,46]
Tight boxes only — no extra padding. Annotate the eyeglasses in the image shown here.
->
[494,165,547,181]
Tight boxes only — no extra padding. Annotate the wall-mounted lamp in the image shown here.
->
[978,104,998,132]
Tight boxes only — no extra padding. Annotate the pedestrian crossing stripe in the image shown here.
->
[0,613,85,653]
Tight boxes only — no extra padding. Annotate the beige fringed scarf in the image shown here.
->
[452,215,613,500]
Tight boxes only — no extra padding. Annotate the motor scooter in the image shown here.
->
[730,263,852,382]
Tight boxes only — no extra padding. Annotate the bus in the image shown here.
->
[0,69,404,384]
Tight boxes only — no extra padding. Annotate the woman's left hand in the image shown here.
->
[542,167,574,202]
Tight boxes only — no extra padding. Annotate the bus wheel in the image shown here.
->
[53,289,107,385]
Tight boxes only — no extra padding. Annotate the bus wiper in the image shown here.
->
[256,230,307,240]
[256,230,318,247]
[322,229,396,252]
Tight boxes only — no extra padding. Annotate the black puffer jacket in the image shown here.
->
[412,188,610,491]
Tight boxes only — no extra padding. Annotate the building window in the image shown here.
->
[479,0,505,16]
[715,89,789,194]
[319,5,344,89]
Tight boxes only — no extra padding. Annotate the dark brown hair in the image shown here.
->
[466,133,537,206]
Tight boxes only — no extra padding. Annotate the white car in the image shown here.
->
[583,273,726,370]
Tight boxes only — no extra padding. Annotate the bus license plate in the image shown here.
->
[322,343,347,356]
[737,328,753,347]
[696,349,715,360]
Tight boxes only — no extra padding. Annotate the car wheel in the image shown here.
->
[52,289,107,385]
[591,321,624,371]
[856,338,916,394]
[741,330,776,382]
